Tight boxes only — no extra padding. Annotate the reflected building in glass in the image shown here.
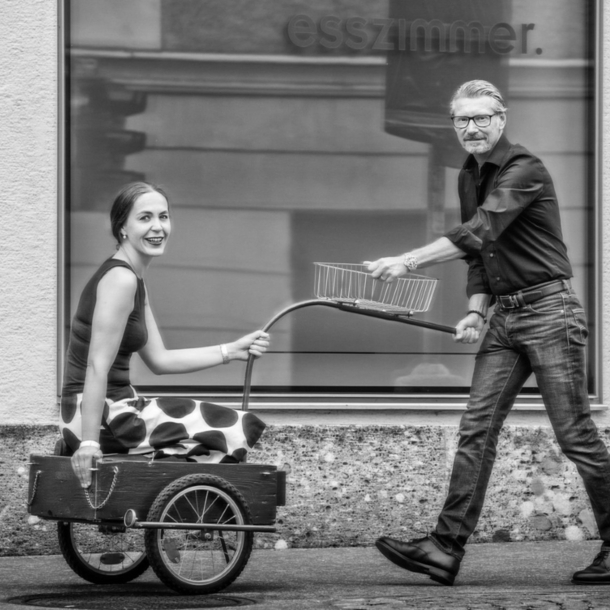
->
[65,0,597,400]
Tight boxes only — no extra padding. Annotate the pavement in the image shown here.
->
[1,541,610,610]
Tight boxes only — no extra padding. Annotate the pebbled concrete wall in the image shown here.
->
[3,424,608,555]
[255,425,610,550]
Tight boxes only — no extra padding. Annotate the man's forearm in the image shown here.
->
[367,237,466,282]
[410,237,465,268]
[467,293,492,318]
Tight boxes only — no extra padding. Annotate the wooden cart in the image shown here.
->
[28,452,285,594]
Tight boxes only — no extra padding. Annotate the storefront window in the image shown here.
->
[63,0,599,399]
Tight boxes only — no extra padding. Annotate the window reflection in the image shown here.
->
[66,0,597,394]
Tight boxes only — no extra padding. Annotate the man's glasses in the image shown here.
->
[451,114,497,129]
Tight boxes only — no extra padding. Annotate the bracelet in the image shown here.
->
[468,310,487,323]
[402,253,419,272]
[79,440,100,450]
[219,344,230,365]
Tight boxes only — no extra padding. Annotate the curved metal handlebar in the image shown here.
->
[240,299,456,411]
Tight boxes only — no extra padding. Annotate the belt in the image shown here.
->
[496,279,570,310]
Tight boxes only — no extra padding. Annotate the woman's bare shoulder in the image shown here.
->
[97,264,138,299]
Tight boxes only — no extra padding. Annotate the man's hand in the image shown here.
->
[365,257,406,283]
[453,312,486,344]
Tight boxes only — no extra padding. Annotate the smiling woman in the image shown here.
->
[112,183,172,269]
[59,182,271,489]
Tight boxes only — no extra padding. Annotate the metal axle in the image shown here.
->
[124,509,276,533]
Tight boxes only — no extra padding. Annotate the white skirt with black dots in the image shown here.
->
[59,388,266,463]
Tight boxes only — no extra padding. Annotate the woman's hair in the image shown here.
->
[449,80,508,114]
[110,182,169,245]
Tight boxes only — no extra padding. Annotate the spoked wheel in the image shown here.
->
[57,521,149,584]
[144,474,253,594]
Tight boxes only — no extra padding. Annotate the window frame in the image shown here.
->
[57,0,605,410]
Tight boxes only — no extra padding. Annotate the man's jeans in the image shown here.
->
[430,286,610,560]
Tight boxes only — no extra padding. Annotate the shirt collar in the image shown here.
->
[462,133,511,172]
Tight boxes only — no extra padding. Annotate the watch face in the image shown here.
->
[403,254,417,270]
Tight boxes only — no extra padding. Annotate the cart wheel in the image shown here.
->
[145,474,253,594]
[57,521,149,584]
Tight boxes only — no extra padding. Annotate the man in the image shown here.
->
[367,80,610,586]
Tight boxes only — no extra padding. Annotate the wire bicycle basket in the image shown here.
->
[313,262,438,314]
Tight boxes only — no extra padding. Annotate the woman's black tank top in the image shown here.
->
[61,258,148,401]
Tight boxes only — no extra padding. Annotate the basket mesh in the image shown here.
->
[314,263,438,314]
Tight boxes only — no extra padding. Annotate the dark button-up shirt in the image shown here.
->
[444,134,572,297]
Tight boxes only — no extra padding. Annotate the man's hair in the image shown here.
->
[450,80,508,114]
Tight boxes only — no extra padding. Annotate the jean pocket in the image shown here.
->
[569,308,589,344]
[526,293,567,314]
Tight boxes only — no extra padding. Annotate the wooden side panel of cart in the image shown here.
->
[28,454,286,525]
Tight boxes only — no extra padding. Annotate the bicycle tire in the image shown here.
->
[144,474,253,594]
[57,521,149,584]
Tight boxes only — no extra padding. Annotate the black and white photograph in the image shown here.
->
[2,1,610,608]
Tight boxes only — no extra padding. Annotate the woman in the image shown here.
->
[60,182,270,488]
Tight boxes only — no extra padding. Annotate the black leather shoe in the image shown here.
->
[375,536,460,586]
[572,545,610,585]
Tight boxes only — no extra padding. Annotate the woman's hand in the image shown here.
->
[227,331,270,361]
[71,445,103,488]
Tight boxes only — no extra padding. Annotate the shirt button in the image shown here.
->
[489,253,494,257]
[496,277,501,281]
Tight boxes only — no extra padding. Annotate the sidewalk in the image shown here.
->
[1,541,609,610]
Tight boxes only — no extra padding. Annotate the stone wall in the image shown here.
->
[3,424,608,556]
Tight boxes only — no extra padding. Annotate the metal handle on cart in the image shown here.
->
[241,299,456,411]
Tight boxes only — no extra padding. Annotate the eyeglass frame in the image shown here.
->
[450,114,499,129]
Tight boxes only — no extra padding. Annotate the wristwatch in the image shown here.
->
[402,253,419,272]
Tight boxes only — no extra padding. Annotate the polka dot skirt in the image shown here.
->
[59,388,266,463]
